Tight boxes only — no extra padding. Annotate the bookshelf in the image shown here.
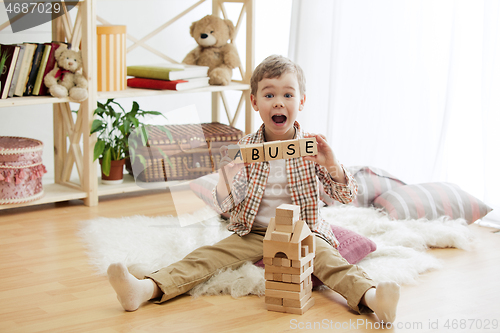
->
[0,0,254,210]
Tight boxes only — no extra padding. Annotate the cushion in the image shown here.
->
[373,182,493,224]
[320,166,406,207]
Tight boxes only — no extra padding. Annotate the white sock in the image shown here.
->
[107,262,157,311]
[363,281,400,323]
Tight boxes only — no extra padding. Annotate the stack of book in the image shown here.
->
[126,64,210,91]
[0,42,70,99]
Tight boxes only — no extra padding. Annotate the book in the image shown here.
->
[14,43,36,97]
[0,44,21,99]
[32,44,52,96]
[127,77,210,91]
[24,43,45,96]
[7,44,26,98]
[127,64,209,81]
[37,42,69,96]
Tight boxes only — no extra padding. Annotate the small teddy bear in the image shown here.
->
[44,46,88,102]
[182,15,240,86]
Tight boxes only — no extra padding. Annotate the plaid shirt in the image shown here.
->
[212,122,358,248]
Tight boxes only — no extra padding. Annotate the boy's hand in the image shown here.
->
[303,134,347,184]
[216,145,246,202]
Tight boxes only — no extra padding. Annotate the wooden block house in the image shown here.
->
[263,203,316,315]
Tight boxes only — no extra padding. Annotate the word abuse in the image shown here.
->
[228,137,317,163]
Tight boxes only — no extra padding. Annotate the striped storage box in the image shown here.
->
[0,137,47,205]
[97,25,126,92]
[129,122,243,182]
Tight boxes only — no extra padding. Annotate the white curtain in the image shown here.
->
[289,0,500,224]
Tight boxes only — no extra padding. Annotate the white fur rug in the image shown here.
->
[78,205,474,298]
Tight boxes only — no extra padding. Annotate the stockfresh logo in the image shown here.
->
[3,1,78,33]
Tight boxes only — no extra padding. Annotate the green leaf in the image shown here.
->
[101,148,111,176]
[158,126,173,141]
[131,101,139,115]
[140,125,148,146]
[129,146,136,164]
[138,155,147,169]
[142,110,163,116]
[93,140,105,161]
[90,119,104,134]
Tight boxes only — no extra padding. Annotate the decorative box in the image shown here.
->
[96,25,127,92]
[129,122,243,182]
[0,137,47,205]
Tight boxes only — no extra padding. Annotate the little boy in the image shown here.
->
[107,55,400,323]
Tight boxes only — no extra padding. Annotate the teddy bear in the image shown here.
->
[44,46,88,102]
[182,15,240,86]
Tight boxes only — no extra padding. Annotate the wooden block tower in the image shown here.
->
[263,204,316,314]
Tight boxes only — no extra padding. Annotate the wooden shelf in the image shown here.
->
[0,0,254,211]
[97,82,250,100]
[97,174,183,196]
[0,182,87,210]
[0,95,71,108]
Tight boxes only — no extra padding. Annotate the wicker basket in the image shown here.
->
[130,122,243,182]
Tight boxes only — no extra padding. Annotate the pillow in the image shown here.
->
[321,166,406,207]
[373,182,493,224]
[330,224,377,264]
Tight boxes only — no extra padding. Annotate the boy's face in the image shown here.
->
[250,72,305,142]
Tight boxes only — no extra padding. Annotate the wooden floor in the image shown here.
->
[0,188,499,333]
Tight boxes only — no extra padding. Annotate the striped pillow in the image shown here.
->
[321,166,406,207]
[373,182,493,224]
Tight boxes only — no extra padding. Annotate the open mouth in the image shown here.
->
[272,115,287,125]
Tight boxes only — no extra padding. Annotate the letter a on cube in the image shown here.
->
[228,144,244,164]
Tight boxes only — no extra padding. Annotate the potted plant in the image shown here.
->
[91,98,171,184]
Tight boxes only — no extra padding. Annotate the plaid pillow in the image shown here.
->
[321,166,406,207]
[373,182,493,224]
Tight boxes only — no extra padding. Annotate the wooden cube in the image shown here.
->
[283,291,312,308]
[227,144,244,163]
[282,139,301,159]
[275,216,296,226]
[282,274,292,283]
[245,143,265,163]
[299,137,317,156]
[265,272,274,280]
[273,273,283,281]
[281,258,291,267]
[266,281,302,292]
[276,204,300,219]
[264,141,282,160]
[272,257,282,266]
[263,257,273,266]
[265,296,283,306]
[301,245,309,257]
[239,146,252,163]
[271,231,291,242]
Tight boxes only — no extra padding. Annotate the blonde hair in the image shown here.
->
[250,55,306,96]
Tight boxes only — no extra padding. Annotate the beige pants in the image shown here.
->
[146,227,375,314]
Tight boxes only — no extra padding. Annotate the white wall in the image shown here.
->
[0,0,292,183]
